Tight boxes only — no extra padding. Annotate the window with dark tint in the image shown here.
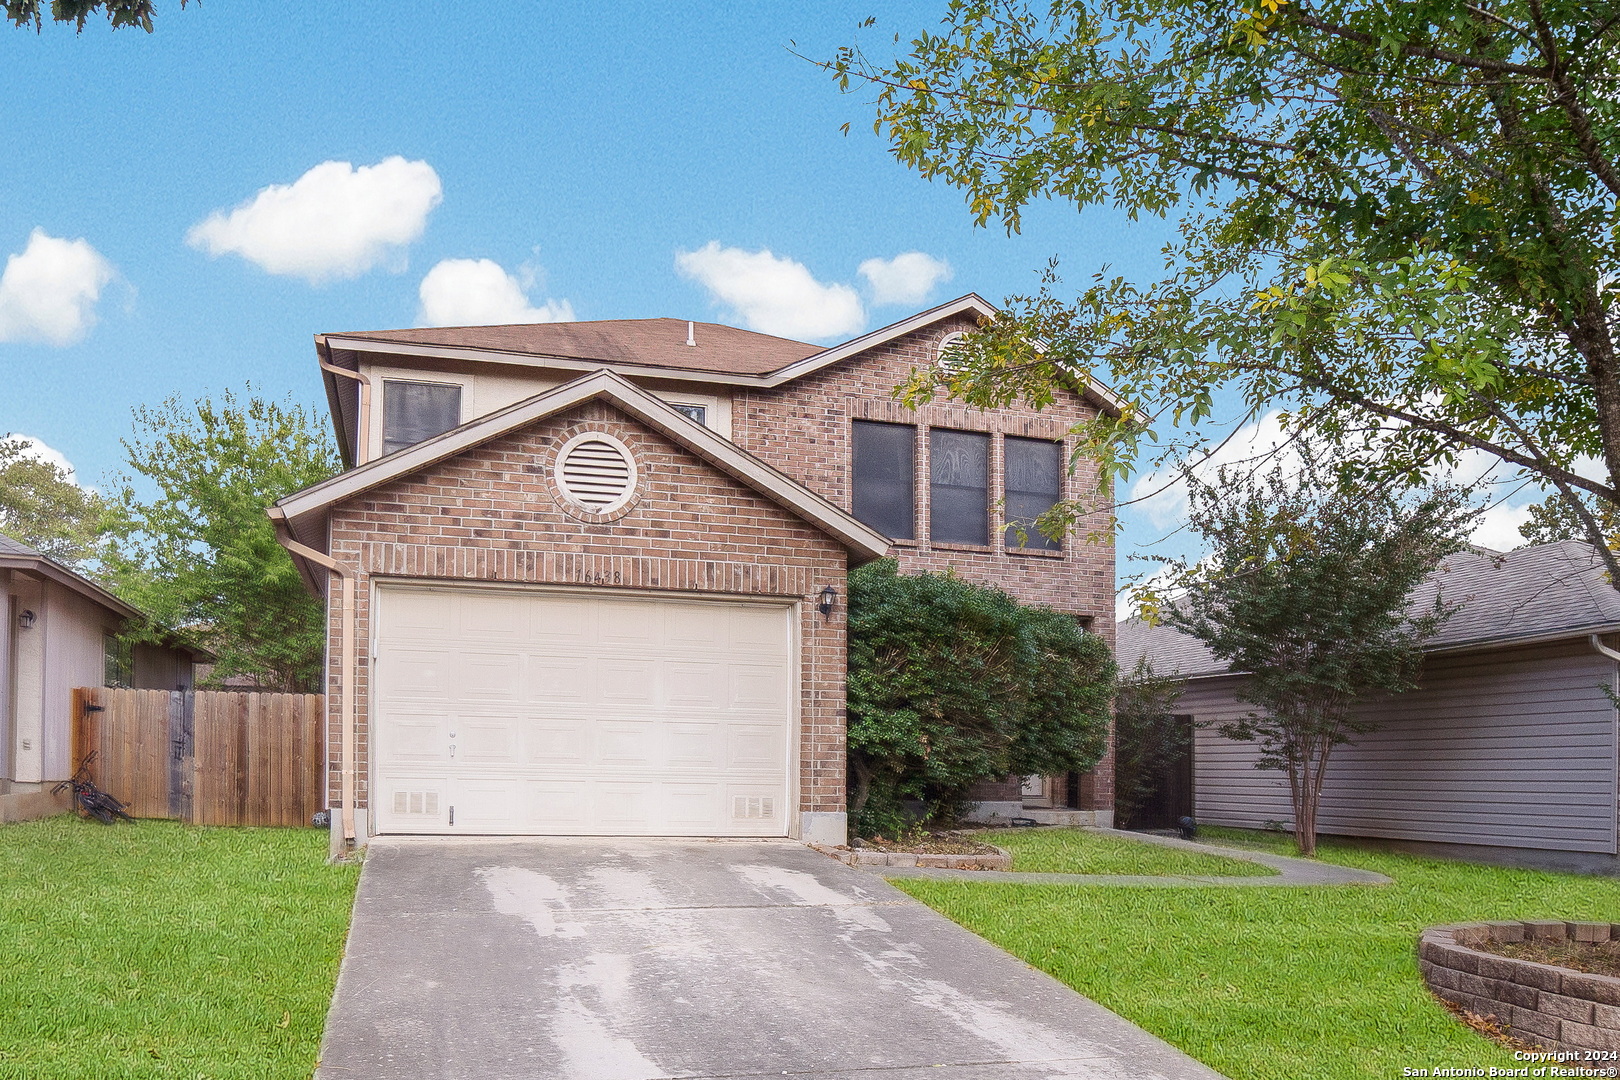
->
[104,633,133,689]
[669,403,708,426]
[1005,437,1063,550]
[930,429,990,545]
[852,421,915,539]
[383,380,462,456]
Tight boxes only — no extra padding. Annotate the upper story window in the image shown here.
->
[383,380,462,456]
[1004,436,1063,550]
[930,429,990,546]
[669,403,708,426]
[851,420,916,540]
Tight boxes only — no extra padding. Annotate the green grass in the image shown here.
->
[978,827,1277,876]
[896,830,1620,1080]
[0,816,359,1080]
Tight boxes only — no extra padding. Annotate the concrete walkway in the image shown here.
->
[316,836,1229,1080]
[878,828,1393,888]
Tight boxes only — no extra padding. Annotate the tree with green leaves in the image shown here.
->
[0,436,106,566]
[1111,656,1189,830]
[6,0,189,32]
[846,558,1114,837]
[1157,449,1478,854]
[830,1,1620,585]
[1518,485,1618,550]
[103,390,340,692]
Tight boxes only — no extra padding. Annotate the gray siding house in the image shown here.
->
[1118,541,1620,861]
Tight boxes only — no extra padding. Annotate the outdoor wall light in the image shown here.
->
[17,609,35,630]
[817,585,838,619]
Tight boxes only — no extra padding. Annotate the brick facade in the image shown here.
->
[324,400,851,826]
[732,317,1117,809]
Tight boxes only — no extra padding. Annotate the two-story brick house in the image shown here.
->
[268,294,1118,851]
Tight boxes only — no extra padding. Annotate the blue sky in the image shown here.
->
[0,2,1538,606]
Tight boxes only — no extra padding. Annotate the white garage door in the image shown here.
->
[372,584,793,836]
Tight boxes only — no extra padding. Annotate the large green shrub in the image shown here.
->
[846,559,1115,837]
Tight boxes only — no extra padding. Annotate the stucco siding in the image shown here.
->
[1188,639,1620,853]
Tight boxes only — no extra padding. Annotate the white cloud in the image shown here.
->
[2,433,77,480]
[417,258,575,326]
[858,251,952,306]
[187,157,442,283]
[0,229,115,346]
[1469,500,1534,551]
[675,242,865,340]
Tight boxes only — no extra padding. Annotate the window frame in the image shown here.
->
[381,378,464,457]
[929,427,992,547]
[1003,435,1065,551]
[850,420,917,541]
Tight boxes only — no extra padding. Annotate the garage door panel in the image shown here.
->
[380,714,449,763]
[597,602,661,646]
[378,648,449,697]
[727,725,784,770]
[667,723,724,768]
[731,665,789,708]
[459,593,525,638]
[527,782,588,829]
[597,660,658,704]
[668,663,726,707]
[459,717,523,763]
[461,653,525,700]
[528,598,595,645]
[596,721,660,766]
[375,586,792,837]
[524,719,590,764]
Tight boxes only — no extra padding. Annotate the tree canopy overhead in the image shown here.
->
[6,0,187,33]
[831,1,1620,578]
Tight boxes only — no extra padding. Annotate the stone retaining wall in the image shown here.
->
[1419,921,1620,1053]
[813,845,1012,871]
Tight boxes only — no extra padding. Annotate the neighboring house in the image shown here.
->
[1,534,204,822]
[270,295,1120,847]
[1118,541,1620,866]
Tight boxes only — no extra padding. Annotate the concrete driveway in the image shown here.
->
[316,837,1226,1080]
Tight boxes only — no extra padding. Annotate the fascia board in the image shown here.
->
[766,294,1001,382]
[328,336,765,388]
[0,555,141,621]
[274,370,892,562]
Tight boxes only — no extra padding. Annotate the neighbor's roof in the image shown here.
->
[1117,540,1620,678]
[0,534,213,659]
[271,369,893,593]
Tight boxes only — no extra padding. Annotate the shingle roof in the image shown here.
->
[323,318,821,378]
[1118,540,1620,677]
[0,532,41,557]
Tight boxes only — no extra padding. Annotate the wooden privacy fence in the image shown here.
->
[72,687,325,827]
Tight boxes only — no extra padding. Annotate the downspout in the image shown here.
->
[317,346,372,466]
[1593,634,1620,664]
[272,518,358,853]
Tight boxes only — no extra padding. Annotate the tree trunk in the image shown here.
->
[848,754,874,827]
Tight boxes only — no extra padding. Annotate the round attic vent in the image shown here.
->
[555,432,638,514]
[936,331,968,371]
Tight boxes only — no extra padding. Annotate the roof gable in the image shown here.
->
[272,369,892,569]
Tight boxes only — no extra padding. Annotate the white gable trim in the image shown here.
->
[272,369,891,561]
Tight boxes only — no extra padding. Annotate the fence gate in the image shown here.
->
[73,687,325,827]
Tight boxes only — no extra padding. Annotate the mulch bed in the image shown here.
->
[1477,938,1620,979]
[1434,995,1546,1055]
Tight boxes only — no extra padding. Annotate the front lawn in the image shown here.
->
[978,827,1276,876]
[896,829,1620,1080]
[0,816,358,1080]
